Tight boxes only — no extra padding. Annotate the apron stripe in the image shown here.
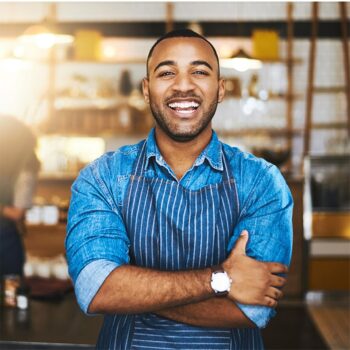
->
[141,183,152,267]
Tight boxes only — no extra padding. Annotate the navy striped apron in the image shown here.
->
[97,141,263,349]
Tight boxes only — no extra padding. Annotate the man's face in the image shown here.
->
[143,37,225,142]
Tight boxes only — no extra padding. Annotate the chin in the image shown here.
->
[169,134,198,142]
[165,127,210,142]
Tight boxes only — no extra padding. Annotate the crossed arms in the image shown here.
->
[88,231,288,328]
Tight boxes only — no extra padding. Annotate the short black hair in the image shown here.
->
[146,29,220,77]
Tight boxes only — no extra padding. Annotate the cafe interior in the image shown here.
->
[0,2,349,349]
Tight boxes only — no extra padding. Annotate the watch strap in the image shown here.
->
[211,264,230,297]
[211,264,225,273]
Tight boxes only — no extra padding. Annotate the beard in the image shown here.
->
[149,92,220,142]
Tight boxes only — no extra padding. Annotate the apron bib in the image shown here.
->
[97,141,263,350]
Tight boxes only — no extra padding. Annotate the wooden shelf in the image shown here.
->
[217,128,303,137]
[26,223,66,230]
[313,86,347,93]
[39,173,77,181]
[39,106,153,137]
[24,224,66,258]
[311,122,348,129]
[256,57,303,64]
[39,128,149,138]
[224,93,303,101]
[59,58,146,65]
[18,58,146,65]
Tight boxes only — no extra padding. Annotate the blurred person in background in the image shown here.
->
[0,115,40,277]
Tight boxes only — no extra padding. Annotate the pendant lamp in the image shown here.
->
[220,49,262,72]
[18,23,74,49]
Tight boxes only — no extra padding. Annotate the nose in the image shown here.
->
[172,72,196,92]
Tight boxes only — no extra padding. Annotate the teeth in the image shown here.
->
[168,101,199,109]
[176,109,193,114]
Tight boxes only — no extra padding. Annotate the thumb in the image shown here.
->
[231,230,249,255]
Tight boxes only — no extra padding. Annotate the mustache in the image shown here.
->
[164,93,202,103]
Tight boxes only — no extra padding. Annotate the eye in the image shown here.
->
[158,71,175,78]
[193,70,210,76]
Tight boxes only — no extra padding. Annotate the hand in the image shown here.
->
[222,230,288,308]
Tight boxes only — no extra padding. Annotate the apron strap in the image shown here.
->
[221,146,233,182]
[132,140,147,176]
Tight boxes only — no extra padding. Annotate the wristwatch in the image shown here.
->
[210,265,232,296]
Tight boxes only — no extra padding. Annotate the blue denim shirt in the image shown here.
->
[66,128,293,328]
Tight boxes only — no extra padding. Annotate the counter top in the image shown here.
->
[0,296,328,350]
[0,293,102,348]
[0,341,93,349]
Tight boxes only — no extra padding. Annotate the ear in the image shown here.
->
[218,78,225,103]
[142,77,150,104]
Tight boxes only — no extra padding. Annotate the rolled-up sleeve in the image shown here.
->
[75,260,119,314]
[228,164,293,328]
[66,161,130,312]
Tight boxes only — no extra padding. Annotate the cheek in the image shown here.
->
[149,83,169,102]
[201,83,219,99]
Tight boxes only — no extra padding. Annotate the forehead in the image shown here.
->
[148,37,218,70]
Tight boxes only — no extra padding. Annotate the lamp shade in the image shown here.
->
[18,24,74,49]
[220,49,262,72]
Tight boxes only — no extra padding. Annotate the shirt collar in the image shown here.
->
[144,128,224,172]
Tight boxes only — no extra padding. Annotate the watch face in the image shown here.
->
[211,272,231,292]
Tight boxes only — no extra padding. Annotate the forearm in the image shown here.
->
[156,298,256,328]
[88,264,213,314]
[0,205,25,222]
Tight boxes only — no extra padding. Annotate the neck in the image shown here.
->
[154,126,213,180]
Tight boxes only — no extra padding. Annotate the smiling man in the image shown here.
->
[66,29,293,349]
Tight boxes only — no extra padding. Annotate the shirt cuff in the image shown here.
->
[236,303,276,328]
[74,259,120,314]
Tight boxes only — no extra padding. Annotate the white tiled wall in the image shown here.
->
[0,2,349,22]
[0,2,47,22]
[57,2,167,22]
[292,39,349,160]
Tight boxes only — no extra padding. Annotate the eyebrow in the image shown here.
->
[154,60,176,73]
[153,59,213,73]
[191,60,213,71]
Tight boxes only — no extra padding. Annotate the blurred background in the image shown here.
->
[0,2,349,349]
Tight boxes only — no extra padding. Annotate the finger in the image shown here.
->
[231,230,249,255]
[270,275,287,288]
[265,262,289,274]
[265,287,283,300]
[264,296,278,308]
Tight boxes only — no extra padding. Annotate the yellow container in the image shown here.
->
[252,30,279,60]
[74,30,102,61]
[312,212,350,238]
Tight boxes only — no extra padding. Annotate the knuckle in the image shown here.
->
[272,263,279,270]
[267,298,275,307]
[268,276,274,286]
[276,290,282,299]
